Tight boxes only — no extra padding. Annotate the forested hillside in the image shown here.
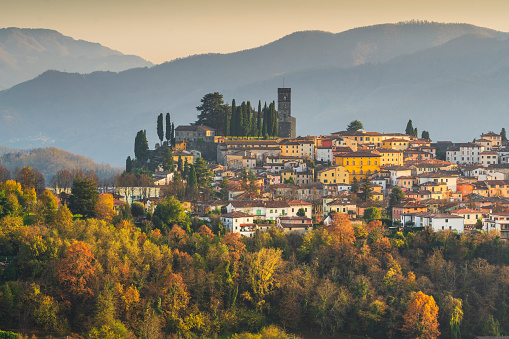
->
[0,175,508,337]
[0,147,120,182]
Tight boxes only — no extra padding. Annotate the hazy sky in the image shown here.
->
[3,0,509,64]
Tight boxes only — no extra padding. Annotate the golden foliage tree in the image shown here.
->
[401,291,440,338]
[95,193,115,223]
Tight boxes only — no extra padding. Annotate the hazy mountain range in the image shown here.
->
[0,27,153,89]
[1,21,509,166]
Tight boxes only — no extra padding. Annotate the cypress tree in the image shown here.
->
[165,113,171,143]
[414,127,418,137]
[230,99,236,136]
[262,102,268,136]
[171,122,175,146]
[246,101,252,137]
[183,158,189,178]
[157,113,164,143]
[126,156,132,173]
[257,100,262,137]
[501,128,507,143]
[405,120,414,135]
[224,109,230,137]
[163,147,174,172]
[237,106,243,137]
[178,156,183,173]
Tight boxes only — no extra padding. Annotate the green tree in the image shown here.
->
[422,130,430,141]
[134,130,149,162]
[68,177,99,218]
[125,156,132,173]
[157,113,164,144]
[347,120,363,131]
[152,196,190,232]
[389,187,405,207]
[351,177,359,194]
[230,99,237,136]
[186,164,198,198]
[284,176,295,185]
[219,177,230,201]
[297,208,306,217]
[195,92,230,135]
[360,178,372,202]
[177,156,183,173]
[162,147,174,172]
[165,112,171,143]
[501,128,507,143]
[257,100,262,137]
[131,201,145,218]
[363,207,381,221]
[171,122,175,146]
[405,119,414,135]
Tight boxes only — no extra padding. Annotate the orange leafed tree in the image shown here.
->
[401,291,440,339]
[329,213,355,244]
[55,241,99,300]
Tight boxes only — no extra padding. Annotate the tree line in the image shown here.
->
[195,92,279,137]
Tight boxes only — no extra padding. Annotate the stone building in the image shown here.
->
[277,88,296,138]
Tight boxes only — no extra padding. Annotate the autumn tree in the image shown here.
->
[0,165,10,183]
[401,291,440,339]
[95,193,115,223]
[245,248,283,313]
[329,213,355,244]
[55,241,99,300]
[33,189,58,224]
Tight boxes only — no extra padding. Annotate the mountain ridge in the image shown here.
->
[1,22,509,166]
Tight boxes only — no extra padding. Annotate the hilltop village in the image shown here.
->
[121,88,509,239]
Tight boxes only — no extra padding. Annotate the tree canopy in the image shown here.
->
[347,120,363,131]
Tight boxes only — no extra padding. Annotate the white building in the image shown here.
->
[401,212,464,233]
[220,211,254,233]
[483,212,509,240]
[389,166,412,186]
[446,143,485,164]
[479,151,499,167]
[418,173,458,191]
[316,147,333,163]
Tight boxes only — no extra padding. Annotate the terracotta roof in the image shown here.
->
[451,208,482,214]
[221,211,252,218]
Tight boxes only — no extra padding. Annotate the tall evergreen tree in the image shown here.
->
[134,130,149,162]
[165,113,171,143]
[157,113,164,144]
[163,147,174,172]
[422,130,430,141]
[230,99,237,136]
[125,156,132,173]
[270,101,278,136]
[177,156,183,173]
[501,128,507,143]
[414,127,418,137]
[171,123,175,146]
[262,102,268,137]
[224,108,230,137]
[246,103,251,136]
[405,120,414,135]
[257,100,262,137]
[183,158,189,178]
[237,106,244,137]
[186,164,198,198]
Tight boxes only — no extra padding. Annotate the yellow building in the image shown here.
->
[173,151,194,165]
[316,165,350,184]
[375,148,404,167]
[173,141,187,151]
[280,141,302,156]
[334,151,381,181]
[382,138,410,150]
